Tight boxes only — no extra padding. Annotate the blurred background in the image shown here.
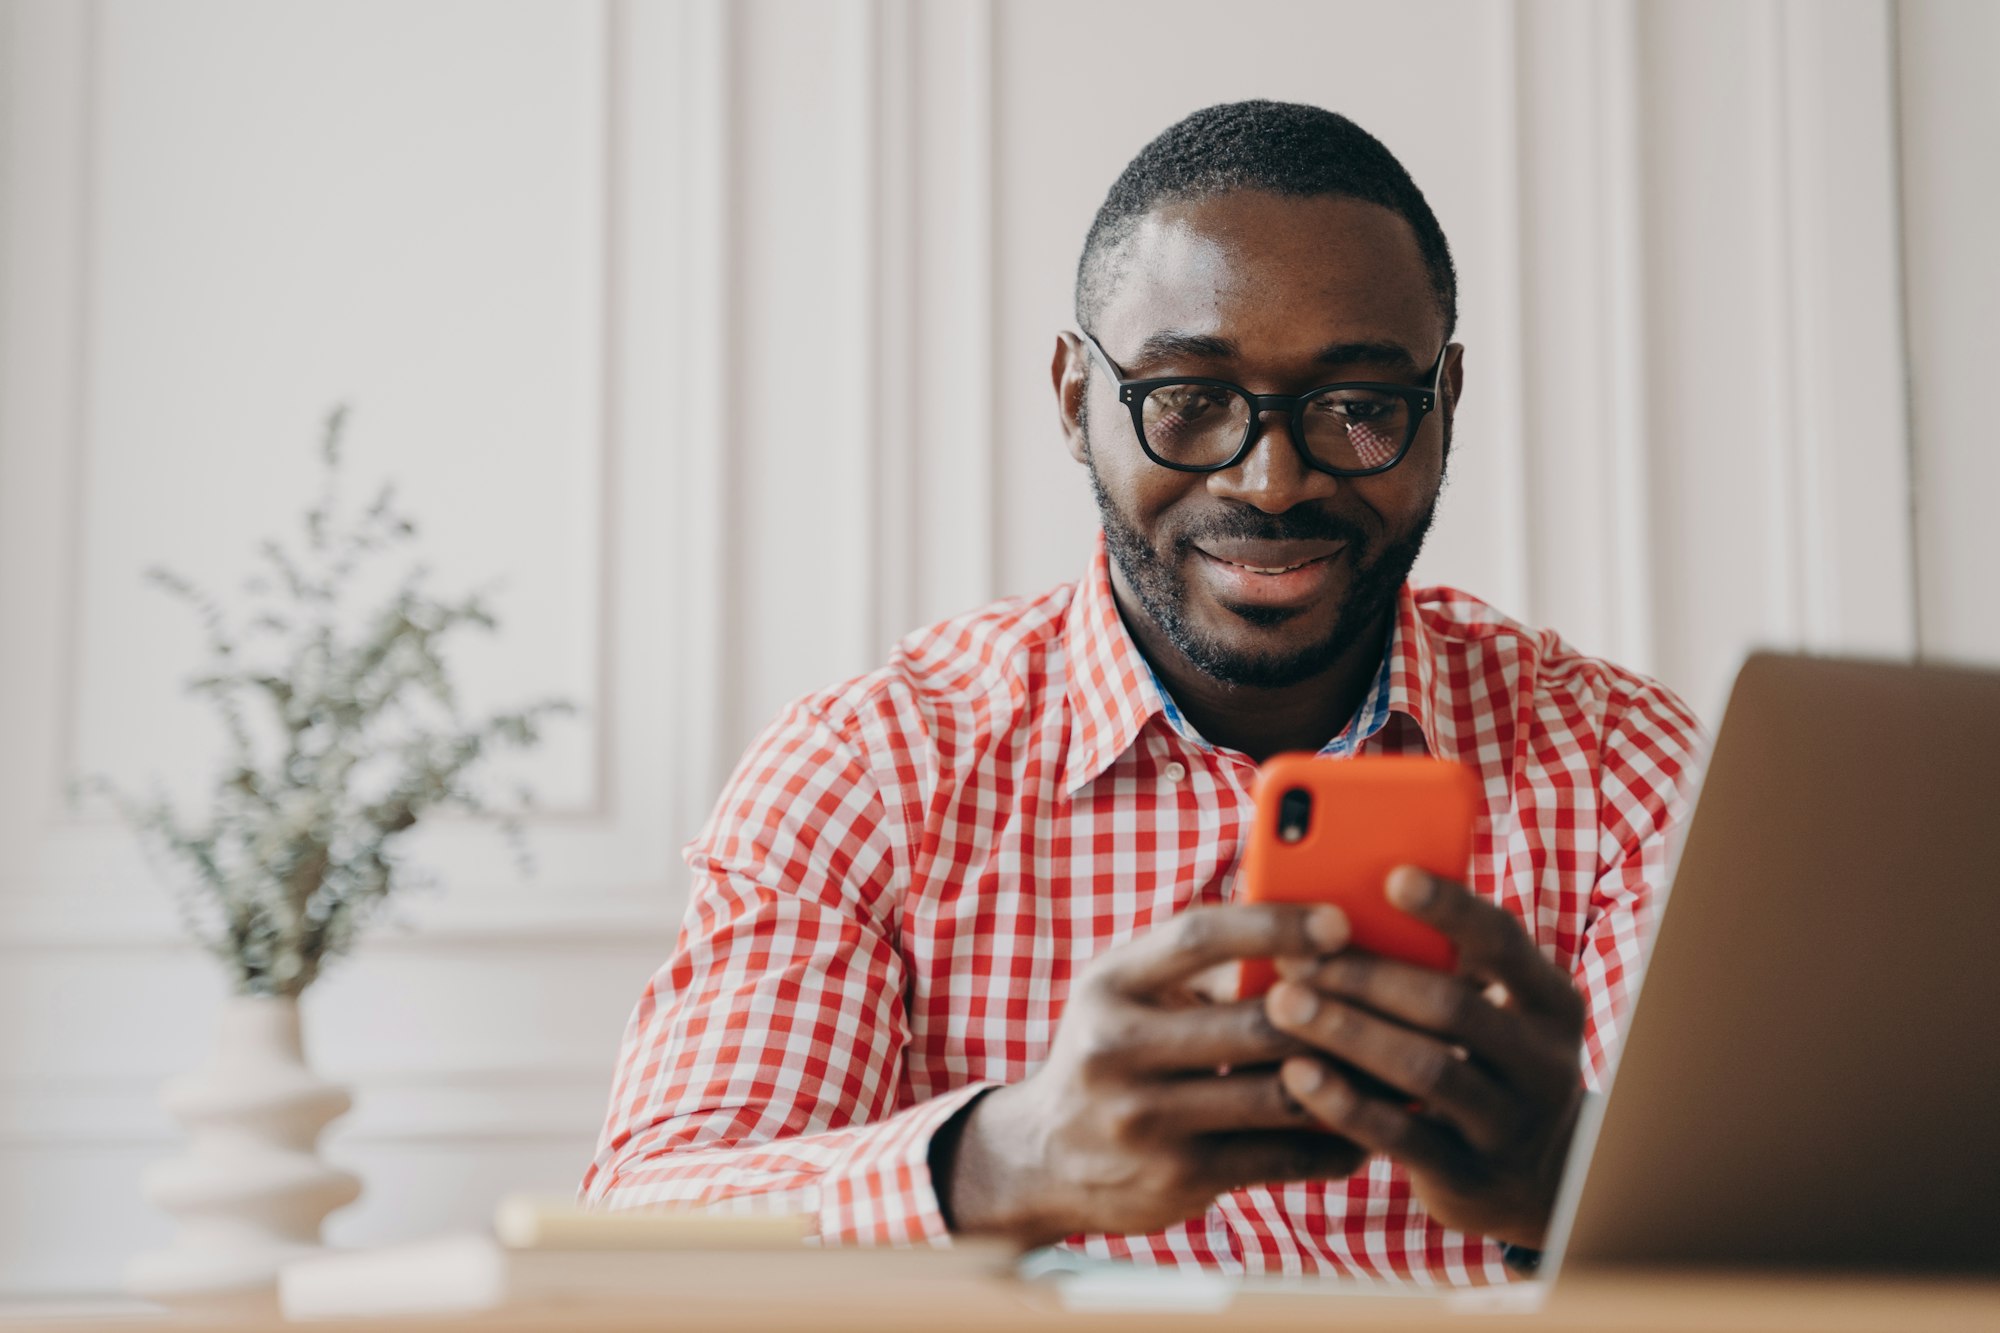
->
[0,0,1992,1297]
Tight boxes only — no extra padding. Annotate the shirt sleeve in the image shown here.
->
[579,695,994,1245]
[1573,677,1707,1090]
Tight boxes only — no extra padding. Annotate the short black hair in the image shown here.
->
[1075,100,1457,338]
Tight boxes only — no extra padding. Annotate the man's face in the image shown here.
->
[1057,191,1462,689]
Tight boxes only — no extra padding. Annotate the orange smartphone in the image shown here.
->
[1237,754,1478,998]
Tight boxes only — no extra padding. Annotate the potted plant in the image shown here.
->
[70,408,577,1307]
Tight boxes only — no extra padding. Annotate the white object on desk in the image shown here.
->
[278,1200,1017,1320]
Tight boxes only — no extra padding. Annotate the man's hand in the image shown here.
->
[940,904,1369,1246]
[1263,867,1586,1249]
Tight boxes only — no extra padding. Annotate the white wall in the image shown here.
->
[0,0,1990,1295]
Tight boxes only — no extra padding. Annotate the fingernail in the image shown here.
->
[1307,906,1349,950]
[1387,867,1434,909]
[1285,1058,1324,1094]
[1269,982,1318,1026]
[1274,955,1317,982]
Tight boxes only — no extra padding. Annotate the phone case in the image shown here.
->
[1236,753,1478,998]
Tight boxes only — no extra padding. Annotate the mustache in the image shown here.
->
[1172,506,1370,551]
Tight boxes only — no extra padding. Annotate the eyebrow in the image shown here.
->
[1124,329,1420,374]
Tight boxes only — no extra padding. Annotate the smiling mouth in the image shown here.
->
[1213,555,1330,575]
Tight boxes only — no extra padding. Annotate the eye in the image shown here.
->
[1312,390,1396,424]
[1149,385,1234,422]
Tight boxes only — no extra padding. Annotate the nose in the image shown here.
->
[1204,408,1339,513]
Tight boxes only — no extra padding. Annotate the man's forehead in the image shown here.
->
[1098,190,1440,351]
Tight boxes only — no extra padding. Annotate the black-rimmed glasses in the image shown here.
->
[1078,328,1448,477]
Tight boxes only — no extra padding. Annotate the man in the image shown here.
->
[582,101,1701,1284]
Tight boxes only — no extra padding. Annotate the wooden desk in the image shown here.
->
[6,1270,1998,1332]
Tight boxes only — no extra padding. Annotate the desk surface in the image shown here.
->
[5,1270,1999,1333]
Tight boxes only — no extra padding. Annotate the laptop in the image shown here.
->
[1544,650,2000,1279]
[1042,651,2000,1310]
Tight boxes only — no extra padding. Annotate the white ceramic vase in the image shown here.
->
[126,994,361,1310]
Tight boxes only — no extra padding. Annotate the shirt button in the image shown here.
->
[1163,761,1188,783]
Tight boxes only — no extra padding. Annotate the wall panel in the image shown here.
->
[69,0,607,819]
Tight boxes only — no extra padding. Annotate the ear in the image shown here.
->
[1431,342,1466,465]
[1052,331,1092,465]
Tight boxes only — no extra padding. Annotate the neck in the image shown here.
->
[1115,588,1395,765]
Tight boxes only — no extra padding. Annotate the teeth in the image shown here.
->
[1233,559,1314,574]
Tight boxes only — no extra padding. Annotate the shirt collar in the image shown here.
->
[1383,578,1449,761]
[1061,534,1449,792]
[1061,538,1169,793]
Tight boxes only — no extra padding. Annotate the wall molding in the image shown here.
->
[0,881,676,951]
[856,0,1000,640]
[1595,0,1658,677]
[866,0,928,650]
[1481,0,1532,624]
[667,0,737,835]
[0,0,95,850]
[1510,0,1655,674]
[0,1066,610,1149]
[588,0,625,822]
[44,0,101,833]
[1896,0,2000,664]
[903,0,998,631]
[1771,0,1914,657]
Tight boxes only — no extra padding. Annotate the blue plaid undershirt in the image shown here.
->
[1140,634,1397,758]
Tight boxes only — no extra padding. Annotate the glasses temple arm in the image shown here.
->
[1076,327,1129,384]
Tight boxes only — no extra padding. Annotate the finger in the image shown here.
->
[1385,869,1582,1021]
[1279,1057,1476,1179]
[1086,996,1314,1077]
[1193,1129,1369,1194]
[1273,952,1572,1096]
[1106,1071,1323,1140]
[1264,983,1520,1153]
[1276,950,1505,1046]
[1093,903,1349,998]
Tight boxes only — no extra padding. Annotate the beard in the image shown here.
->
[1085,450,1437,691]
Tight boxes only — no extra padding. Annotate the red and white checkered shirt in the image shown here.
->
[582,537,1703,1283]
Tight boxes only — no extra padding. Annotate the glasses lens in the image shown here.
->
[1140,384,1250,468]
[1301,389,1412,471]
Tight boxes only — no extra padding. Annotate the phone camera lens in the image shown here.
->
[1277,788,1313,844]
